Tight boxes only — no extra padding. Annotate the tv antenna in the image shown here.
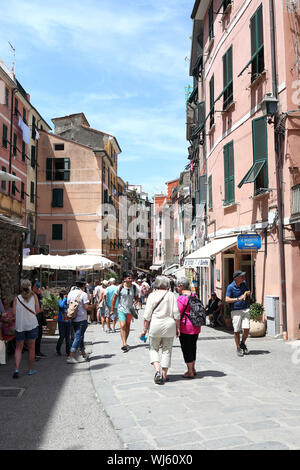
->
[8,41,15,73]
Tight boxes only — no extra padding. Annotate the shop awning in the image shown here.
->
[162,264,179,276]
[184,236,237,268]
[150,265,162,271]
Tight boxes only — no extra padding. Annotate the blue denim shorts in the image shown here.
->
[15,326,39,341]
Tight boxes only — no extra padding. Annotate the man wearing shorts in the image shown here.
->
[104,278,118,333]
[110,272,139,352]
[226,270,251,357]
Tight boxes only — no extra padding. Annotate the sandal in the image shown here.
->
[154,371,162,384]
[183,372,194,379]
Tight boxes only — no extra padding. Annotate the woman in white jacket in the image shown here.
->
[141,276,180,385]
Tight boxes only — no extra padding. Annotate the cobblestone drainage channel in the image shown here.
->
[0,387,26,398]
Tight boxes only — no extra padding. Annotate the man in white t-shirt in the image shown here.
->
[67,280,90,363]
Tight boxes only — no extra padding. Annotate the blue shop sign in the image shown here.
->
[238,234,261,250]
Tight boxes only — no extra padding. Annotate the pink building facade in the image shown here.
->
[188,0,300,340]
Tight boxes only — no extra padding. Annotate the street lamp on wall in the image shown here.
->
[261,93,278,124]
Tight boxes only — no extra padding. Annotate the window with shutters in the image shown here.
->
[252,116,268,193]
[21,182,25,200]
[14,98,19,116]
[32,115,36,140]
[2,124,8,148]
[31,145,36,168]
[222,46,233,110]
[13,133,17,156]
[208,175,213,209]
[1,167,6,191]
[30,181,35,203]
[103,189,108,203]
[52,188,64,208]
[22,142,26,162]
[223,141,235,205]
[52,224,63,240]
[12,173,16,196]
[238,4,264,82]
[209,2,214,40]
[46,158,70,181]
[5,87,9,107]
[209,75,214,128]
[216,0,232,15]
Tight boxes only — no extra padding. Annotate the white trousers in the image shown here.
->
[149,336,174,368]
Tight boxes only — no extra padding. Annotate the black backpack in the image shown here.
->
[181,294,206,327]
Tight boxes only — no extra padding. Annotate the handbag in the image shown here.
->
[129,306,139,319]
[0,340,6,365]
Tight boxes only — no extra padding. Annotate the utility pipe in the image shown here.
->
[269,0,288,339]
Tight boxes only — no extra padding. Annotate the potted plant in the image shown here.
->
[41,293,59,335]
[249,302,266,337]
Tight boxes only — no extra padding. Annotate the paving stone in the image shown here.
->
[154,431,203,449]
[202,435,253,450]
[238,420,281,432]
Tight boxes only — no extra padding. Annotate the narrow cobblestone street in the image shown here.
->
[1,311,300,451]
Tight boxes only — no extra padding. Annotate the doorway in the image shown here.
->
[223,254,235,317]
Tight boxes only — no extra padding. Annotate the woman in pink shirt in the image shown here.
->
[177,278,201,378]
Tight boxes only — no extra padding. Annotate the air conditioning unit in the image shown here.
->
[265,295,280,336]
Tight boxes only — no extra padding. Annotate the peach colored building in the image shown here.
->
[187,0,300,339]
[37,114,124,273]
[151,194,167,271]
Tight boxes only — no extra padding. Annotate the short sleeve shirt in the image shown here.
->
[226,281,249,311]
[105,285,119,308]
[67,289,90,322]
[115,285,136,314]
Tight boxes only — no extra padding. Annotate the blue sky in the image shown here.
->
[0,0,194,199]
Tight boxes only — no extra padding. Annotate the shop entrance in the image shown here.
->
[223,254,235,317]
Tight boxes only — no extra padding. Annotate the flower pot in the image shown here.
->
[249,316,266,337]
[42,319,58,336]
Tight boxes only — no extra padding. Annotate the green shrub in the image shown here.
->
[41,293,59,318]
[249,302,264,320]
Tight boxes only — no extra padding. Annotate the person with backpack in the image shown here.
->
[110,272,139,352]
[176,277,204,379]
[66,280,90,364]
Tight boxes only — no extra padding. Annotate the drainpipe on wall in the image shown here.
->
[269,0,288,339]
[8,88,17,196]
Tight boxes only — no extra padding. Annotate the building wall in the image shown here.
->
[37,132,103,255]
[190,0,300,339]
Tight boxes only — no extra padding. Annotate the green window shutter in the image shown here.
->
[209,2,214,40]
[21,182,25,200]
[13,133,17,156]
[22,142,26,162]
[224,141,235,204]
[2,124,8,148]
[209,75,214,128]
[223,46,233,110]
[252,116,268,192]
[30,181,35,203]
[52,224,63,240]
[250,4,264,81]
[208,175,213,209]
[199,175,207,203]
[104,189,108,203]
[1,167,6,191]
[63,158,70,181]
[46,158,53,181]
[52,188,64,207]
[31,145,36,168]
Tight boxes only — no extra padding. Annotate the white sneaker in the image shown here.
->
[66,357,78,364]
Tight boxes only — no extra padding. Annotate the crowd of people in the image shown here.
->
[0,269,252,382]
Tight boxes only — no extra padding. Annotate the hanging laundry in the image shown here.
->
[35,129,40,140]
[18,116,30,144]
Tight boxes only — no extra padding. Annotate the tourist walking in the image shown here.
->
[176,277,201,378]
[56,290,71,356]
[104,278,118,333]
[110,272,139,352]
[97,280,109,331]
[12,279,40,378]
[225,270,251,357]
[66,280,90,364]
[141,276,180,384]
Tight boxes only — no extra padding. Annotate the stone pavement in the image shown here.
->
[89,310,300,450]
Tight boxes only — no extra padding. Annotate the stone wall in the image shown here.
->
[0,228,22,304]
